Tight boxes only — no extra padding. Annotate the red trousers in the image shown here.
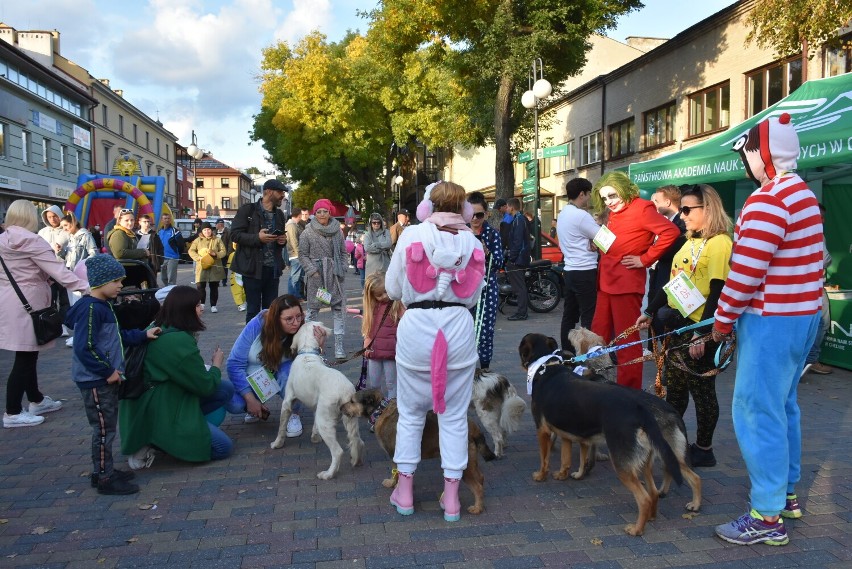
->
[591,290,643,389]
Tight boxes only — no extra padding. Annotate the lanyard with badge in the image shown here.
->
[663,238,707,317]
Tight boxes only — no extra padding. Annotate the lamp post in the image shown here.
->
[394,174,404,212]
[521,59,552,260]
[186,130,204,217]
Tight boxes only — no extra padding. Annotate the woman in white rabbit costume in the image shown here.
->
[384,181,485,522]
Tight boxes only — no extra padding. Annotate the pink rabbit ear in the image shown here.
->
[461,201,474,223]
[407,242,425,262]
[416,199,433,222]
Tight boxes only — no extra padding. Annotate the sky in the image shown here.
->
[0,0,734,173]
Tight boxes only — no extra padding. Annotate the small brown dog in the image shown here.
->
[343,389,495,514]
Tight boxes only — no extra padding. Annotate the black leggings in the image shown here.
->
[5,351,41,415]
[197,281,219,307]
[663,332,720,449]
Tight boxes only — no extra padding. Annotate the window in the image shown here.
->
[222,197,231,210]
[221,177,230,188]
[60,145,67,173]
[72,148,79,173]
[165,144,170,160]
[554,140,575,172]
[747,56,803,117]
[825,40,852,77]
[196,197,205,212]
[196,177,204,189]
[104,146,110,171]
[644,101,676,148]
[580,131,602,166]
[22,130,29,165]
[119,115,124,136]
[42,138,50,168]
[145,132,149,150]
[101,105,108,127]
[608,118,635,159]
[689,82,730,136]
[0,123,5,158]
[156,138,160,156]
[133,124,138,143]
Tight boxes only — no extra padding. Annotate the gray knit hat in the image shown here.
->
[85,255,125,289]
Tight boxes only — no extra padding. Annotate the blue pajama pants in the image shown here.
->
[732,312,819,516]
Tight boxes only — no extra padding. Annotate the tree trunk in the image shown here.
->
[494,71,515,202]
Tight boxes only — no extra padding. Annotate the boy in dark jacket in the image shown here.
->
[65,255,160,495]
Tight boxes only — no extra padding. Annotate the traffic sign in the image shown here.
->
[518,150,533,163]
[522,178,537,192]
[542,143,569,158]
[522,193,536,203]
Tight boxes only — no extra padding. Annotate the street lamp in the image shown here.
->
[394,174,403,211]
[186,130,204,217]
[522,58,551,259]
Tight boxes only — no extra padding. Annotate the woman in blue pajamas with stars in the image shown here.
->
[467,192,504,371]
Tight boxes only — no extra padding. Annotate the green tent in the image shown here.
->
[629,73,852,190]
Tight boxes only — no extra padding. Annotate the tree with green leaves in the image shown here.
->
[746,0,852,58]
[365,0,642,200]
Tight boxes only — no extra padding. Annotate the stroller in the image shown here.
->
[111,260,161,330]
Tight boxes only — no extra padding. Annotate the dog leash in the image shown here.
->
[327,303,392,367]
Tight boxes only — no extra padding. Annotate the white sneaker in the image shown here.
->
[29,396,63,415]
[210,306,218,313]
[244,413,259,424]
[62,325,71,337]
[286,414,303,438]
[65,337,74,348]
[3,411,45,428]
[237,303,247,312]
[127,446,155,470]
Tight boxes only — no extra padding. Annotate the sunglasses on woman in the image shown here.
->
[679,205,704,216]
[472,211,486,219]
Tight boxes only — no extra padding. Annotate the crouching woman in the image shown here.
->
[120,285,235,468]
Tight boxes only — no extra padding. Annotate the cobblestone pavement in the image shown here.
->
[2,266,851,568]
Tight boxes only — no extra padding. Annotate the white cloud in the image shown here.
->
[274,0,331,46]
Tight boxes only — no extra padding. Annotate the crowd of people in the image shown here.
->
[0,114,835,544]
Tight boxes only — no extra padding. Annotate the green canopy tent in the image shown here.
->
[630,72,852,371]
[629,73,852,191]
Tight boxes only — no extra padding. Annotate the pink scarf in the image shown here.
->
[426,212,472,233]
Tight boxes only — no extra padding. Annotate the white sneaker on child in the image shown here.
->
[3,411,44,428]
[286,414,303,437]
[127,446,155,470]
[29,396,63,415]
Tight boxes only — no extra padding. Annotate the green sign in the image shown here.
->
[525,160,538,177]
[522,178,537,192]
[518,150,533,163]
[542,144,569,158]
[522,193,536,203]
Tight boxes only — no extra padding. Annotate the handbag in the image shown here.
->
[0,254,63,345]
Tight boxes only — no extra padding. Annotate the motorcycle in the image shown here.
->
[497,259,563,313]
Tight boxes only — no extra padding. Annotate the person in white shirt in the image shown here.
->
[556,178,600,352]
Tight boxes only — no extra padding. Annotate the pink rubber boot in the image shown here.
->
[390,472,414,515]
[440,477,461,522]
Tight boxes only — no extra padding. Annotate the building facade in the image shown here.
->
[0,26,96,219]
[193,154,251,220]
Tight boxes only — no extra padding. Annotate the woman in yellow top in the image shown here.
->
[637,184,733,468]
[188,222,226,313]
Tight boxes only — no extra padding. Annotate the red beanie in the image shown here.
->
[312,199,334,215]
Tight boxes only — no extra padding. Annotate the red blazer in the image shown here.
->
[599,198,679,295]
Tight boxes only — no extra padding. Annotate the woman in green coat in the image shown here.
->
[120,286,235,469]
[188,222,227,313]
[107,209,150,288]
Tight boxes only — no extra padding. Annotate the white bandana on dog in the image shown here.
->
[526,351,563,395]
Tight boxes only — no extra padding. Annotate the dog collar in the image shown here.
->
[297,348,323,356]
[526,351,563,395]
[369,397,392,427]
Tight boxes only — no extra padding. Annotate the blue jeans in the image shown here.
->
[244,265,281,323]
[288,258,304,299]
[200,379,235,460]
[732,312,819,516]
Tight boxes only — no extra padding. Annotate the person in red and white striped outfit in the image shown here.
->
[712,113,823,547]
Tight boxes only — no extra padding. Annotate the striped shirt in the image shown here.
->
[714,173,823,334]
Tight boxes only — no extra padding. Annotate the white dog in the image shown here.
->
[270,321,365,480]
[471,369,527,457]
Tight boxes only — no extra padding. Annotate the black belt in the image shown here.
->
[407,300,465,310]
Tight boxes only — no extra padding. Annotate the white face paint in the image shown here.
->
[599,186,626,213]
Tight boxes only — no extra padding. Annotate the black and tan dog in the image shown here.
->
[519,333,701,536]
[343,388,495,514]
